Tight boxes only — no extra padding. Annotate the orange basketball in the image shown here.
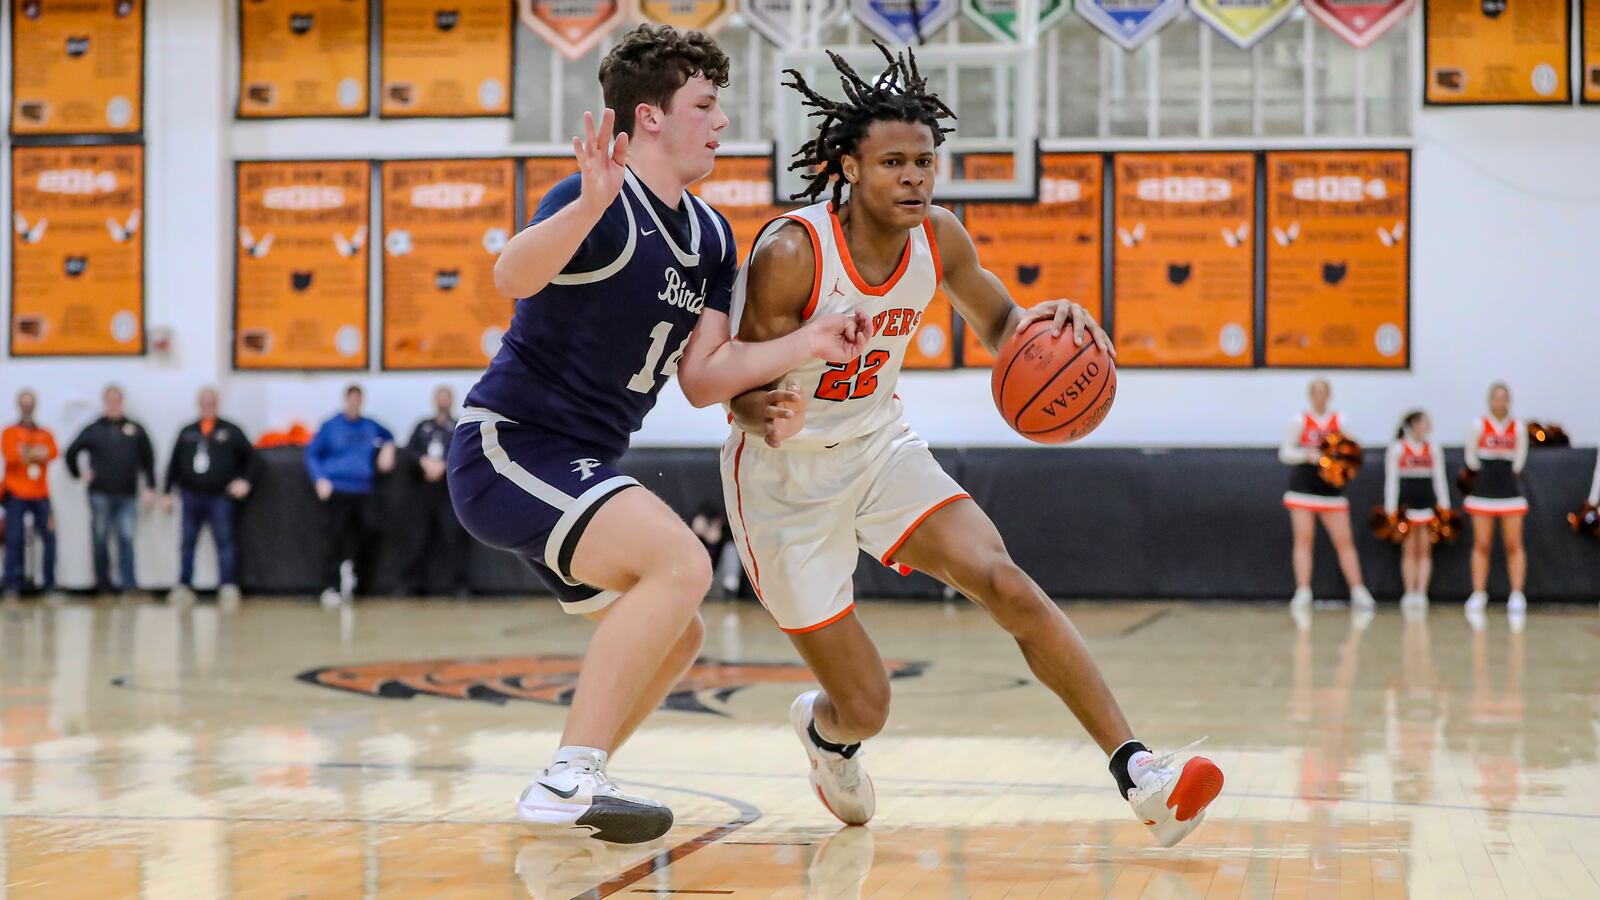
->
[991,320,1117,444]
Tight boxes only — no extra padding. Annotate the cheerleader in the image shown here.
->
[1463,382,1529,615]
[1384,411,1450,607]
[1281,379,1374,611]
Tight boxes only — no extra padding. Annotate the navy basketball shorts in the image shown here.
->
[448,408,639,615]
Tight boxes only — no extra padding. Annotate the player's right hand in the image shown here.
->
[760,381,807,449]
[574,108,629,215]
[804,310,872,363]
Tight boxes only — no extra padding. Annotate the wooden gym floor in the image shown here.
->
[2,597,1597,898]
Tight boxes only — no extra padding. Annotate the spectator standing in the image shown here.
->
[163,388,260,611]
[2,389,61,603]
[398,386,472,597]
[306,385,395,608]
[64,385,155,594]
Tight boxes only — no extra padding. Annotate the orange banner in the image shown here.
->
[905,292,955,369]
[628,0,736,31]
[1265,151,1410,369]
[380,0,512,117]
[238,0,370,118]
[523,157,577,224]
[11,0,143,135]
[11,145,143,356]
[1585,0,1600,103]
[381,159,516,370]
[690,155,792,268]
[234,161,371,370]
[9,145,144,355]
[1112,152,1255,368]
[1425,0,1570,104]
[961,152,1104,368]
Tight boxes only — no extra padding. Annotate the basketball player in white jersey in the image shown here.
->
[720,46,1223,847]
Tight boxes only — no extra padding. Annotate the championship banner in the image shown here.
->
[1424,0,1570,104]
[380,0,513,117]
[1584,0,1599,103]
[1303,0,1415,49]
[234,161,371,370]
[381,159,516,370]
[959,152,1103,369]
[744,0,848,49]
[628,0,736,32]
[1265,150,1408,369]
[1111,152,1255,369]
[523,157,578,225]
[852,0,960,44]
[518,0,625,60]
[1189,0,1297,49]
[11,0,143,135]
[962,0,1071,41]
[1073,0,1184,50]
[238,0,371,118]
[11,145,143,356]
[689,155,792,269]
[905,293,955,368]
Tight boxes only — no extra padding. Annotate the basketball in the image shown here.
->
[991,320,1118,444]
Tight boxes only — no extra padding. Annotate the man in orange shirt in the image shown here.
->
[3,388,59,601]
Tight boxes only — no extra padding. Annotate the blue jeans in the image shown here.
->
[89,493,138,591]
[180,491,237,588]
[3,496,56,592]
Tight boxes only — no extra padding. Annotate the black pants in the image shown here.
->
[321,491,377,592]
[402,484,470,593]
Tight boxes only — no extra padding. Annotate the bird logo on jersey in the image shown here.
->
[570,458,601,481]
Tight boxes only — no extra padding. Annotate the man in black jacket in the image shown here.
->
[397,385,471,596]
[162,388,259,610]
[64,384,156,593]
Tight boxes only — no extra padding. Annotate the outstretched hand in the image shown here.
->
[574,109,629,214]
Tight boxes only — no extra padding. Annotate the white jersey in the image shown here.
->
[729,201,942,448]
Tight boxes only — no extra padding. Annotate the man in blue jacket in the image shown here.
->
[306,385,395,608]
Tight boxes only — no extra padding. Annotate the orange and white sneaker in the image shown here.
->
[1127,739,1224,847]
[790,691,875,825]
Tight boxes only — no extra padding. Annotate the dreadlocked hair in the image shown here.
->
[783,42,955,206]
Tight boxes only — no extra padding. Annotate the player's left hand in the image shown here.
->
[1014,300,1115,357]
[804,310,873,363]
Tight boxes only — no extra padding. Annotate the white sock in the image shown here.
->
[1127,749,1157,785]
[553,745,607,771]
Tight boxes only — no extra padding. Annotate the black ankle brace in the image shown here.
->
[808,720,860,759]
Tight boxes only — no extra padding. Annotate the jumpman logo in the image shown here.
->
[828,278,845,299]
[571,458,601,481]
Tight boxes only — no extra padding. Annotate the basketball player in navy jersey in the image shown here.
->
[447,25,870,844]
[723,46,1223,848]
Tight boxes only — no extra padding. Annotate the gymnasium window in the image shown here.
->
[511,8,1415,148]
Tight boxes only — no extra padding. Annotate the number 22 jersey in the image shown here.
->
[465,167,737,458]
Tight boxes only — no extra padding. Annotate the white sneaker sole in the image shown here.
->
[790,692,875,825]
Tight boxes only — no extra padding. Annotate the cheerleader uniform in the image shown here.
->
[1384,438,1449,524]
[1281,410,1349,511]
[1463,416,1528,516]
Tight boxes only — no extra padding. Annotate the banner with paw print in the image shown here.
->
[380,158,515,370]
[1111,152,1256,369]
[1264,150,1410,369]
[234,160,371,370]
[10,144,143,356]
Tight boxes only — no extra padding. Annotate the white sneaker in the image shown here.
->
[516,754,672,844]
[1350,586,1376,609]
[1289,587,1313,608]
[1464,591,1488,613]
[1127,739,1225,848]
[167,585,196,608]
[1350,605,1375,633]
[320,589,346,610]
[1507,591,1527,614]
[218,584,242,613]
[1400,593,1428,622]
[791,691,875,825]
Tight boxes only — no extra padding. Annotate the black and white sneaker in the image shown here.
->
[516,753,673,844]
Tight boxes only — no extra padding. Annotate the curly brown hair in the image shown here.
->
[598,25,731,137]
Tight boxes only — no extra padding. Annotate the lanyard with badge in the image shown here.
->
[23,427,41,481]
[193,432,211,475]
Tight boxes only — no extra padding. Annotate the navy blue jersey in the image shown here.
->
[465,168,736,458]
